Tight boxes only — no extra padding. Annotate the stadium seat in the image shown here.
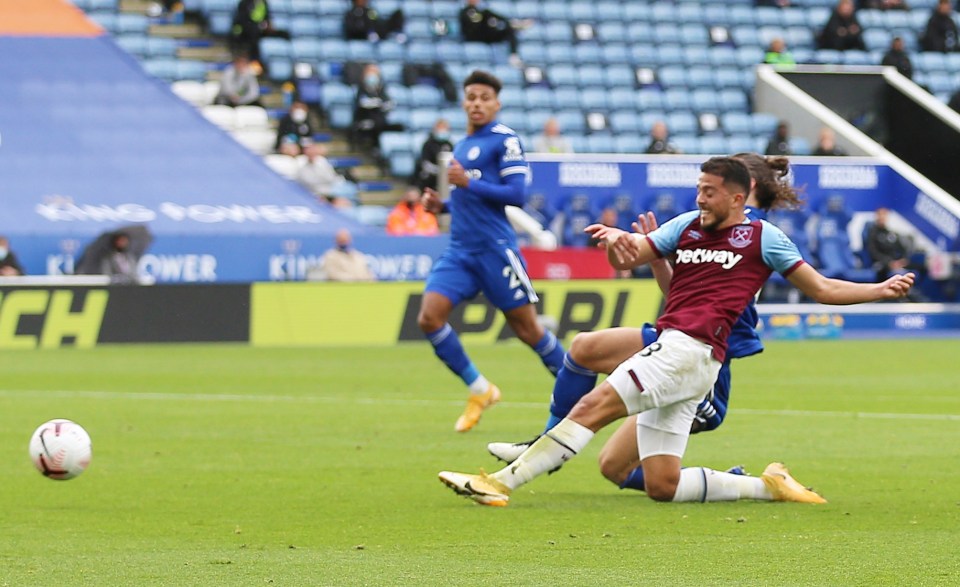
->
[608,88,636,111]
[610,110,642,134]
[561,193,596,247]
[115,35,147,58]
[201,104,237,130]
[235,105,269,130]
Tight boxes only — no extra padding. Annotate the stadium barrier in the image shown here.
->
[2,283,958,349]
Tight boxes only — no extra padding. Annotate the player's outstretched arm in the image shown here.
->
[633,212,673,294]
[787,263,915,305]
[448,158,526,207]
[421,188,446,215]
[584,224,659,270]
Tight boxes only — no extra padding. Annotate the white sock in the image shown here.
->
[492,418,594,489]
[672,468,773,502]
[468,374,490,394]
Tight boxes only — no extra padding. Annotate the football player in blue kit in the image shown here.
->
[419,70,565,433]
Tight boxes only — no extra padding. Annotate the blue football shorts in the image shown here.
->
[425,245,539,311]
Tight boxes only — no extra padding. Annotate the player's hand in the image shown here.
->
[632,211,659,235]
[447,158,469,188]
[584,224,643,266]
[880,272,915,300]
[422,188,444,215]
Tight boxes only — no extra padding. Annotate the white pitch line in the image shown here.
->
[1,389,958,422]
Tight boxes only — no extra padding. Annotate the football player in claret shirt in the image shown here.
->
[418,70,564,433]
[439,156,915,507]
[487,153,804,498]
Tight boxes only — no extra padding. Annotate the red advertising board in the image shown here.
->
[520,247,617,280]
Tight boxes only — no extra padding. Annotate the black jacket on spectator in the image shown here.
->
[459,5,519,53]
[343,4,404,40]
[920,11,959,52]
[817,11,867,50]
[414,133,454,190]
[275,114,313,151]
[881,47,913,78]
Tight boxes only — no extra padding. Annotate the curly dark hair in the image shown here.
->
[700,156,752,197]
[733,152,804,211]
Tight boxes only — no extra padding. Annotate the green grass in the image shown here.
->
[1,339,959,586]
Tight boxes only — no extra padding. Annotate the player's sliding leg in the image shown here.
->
[440,380,628,506]
[488,328,644,462]
[419,291,500,432]
[599,415,825,503]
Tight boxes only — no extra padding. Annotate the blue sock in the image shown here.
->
[621,466,646,492]
[543,353,597,434]
[426,324,479,386]
[532,330,565,377]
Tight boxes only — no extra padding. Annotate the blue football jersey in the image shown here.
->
[447,121,529,251]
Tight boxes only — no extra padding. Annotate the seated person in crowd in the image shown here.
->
[880,36,913,79]
[0,236,25,276]
[297,143,357,207]
[645,121,680,154]
[413,119,454,191]
[351,64,402,150]
[459,0,523,67]
[817,0,866,51]
[920,0,959,53]
[765,121,792,155]
[275,101,313,154]
[214,53,261,107]
[812,127,847,156]
[315,229,376,282]
[387,187,440,236]
[343,0,405,42]
[532,117,574,154]
[229,0,289,65]
[764,37,796,65]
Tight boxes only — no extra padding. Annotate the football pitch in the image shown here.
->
[1,339,958,586]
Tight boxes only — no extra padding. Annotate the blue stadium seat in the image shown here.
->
[260,38,292,61]
[291,38,322,61]
[714,67,743,89]
[814,49,843,65]
[266,59,292,83]
[727,134,757,154]
[789,136,812,155]
[682,46,712,67]
[554,87,582,109]
[658,66,688,88]
[290,16,322,38]
[519,41,547,64]
[580,87,609,110]
[410,109,439,132]
[318,39,348,62]
[636,89,665,111]
[630,45,657,66]
[626,22,654,45]
[556,109,586,134]
[586,134,615,154]
[142,57,177,81]
[663,88,692,111]
[577,64,605,88]
[597,22,627,44]
[388,85,410,108]
[691,88,720,112]
[708,46,738,68]
[411,85,443,108]
[546,43,575,65]
[653,24,682,45]
[406,41,437,63]
[728,5,756,26]
[574,44,603,66]
[842,51,873,66]
[719,89,749,112]
[786,26,815,50]
[604,65,634,88]
[548,64,578,88]
[347,41,376,62]
[736,46,765,67]
[651,4,679,23]
[656,45,685,66]
[623,3,652,23]
[732,26,761,49]
[863,29,893,53]
[608,87,636,110]
[570,3,597,21]
[561,193,596,247]
[406,18,435,41]
[721,112,752,135]
[321,82,355,110]
[610,110,642,134]
[544,21,573,43]
[288,0,314,16]
[601,44,631,66]
[114,13,148,35]
[115,35,148,58]
[688,67,714,88]
[524,87,556,110]
[667,112,699,135]
[614,135,645,154]
[704,5,732,26]
[698,136,728,155]
[680,24,709,46]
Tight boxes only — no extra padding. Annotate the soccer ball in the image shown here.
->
[28,419,92,480]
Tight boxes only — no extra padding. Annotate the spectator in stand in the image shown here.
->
[865,207,919,282]
[343,0,406,43]
[100,231,142,285]
[532,117,574,154]
[920,0,959,52]
[858,0,909,8]
[214,53,261,107]
[817,0,866,51]
[351,63,402,151]
[316,229,376,282]
[764,37,796,65]
[645,121,681,154]
[765,121,793,155]
[229,0,289,66]
[0,236,25,276]
[812,127,848,156]
[274,101,313,153]
[387,187,440,236]
[297,143,357,206]
[413,118,455,191]
[880,36,914,79]
[460,0,524,68]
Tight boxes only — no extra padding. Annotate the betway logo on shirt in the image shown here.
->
[675,248,743,269]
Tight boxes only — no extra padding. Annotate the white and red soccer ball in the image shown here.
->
[28,419,92,480]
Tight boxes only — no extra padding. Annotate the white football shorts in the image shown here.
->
[606,328,721,457]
